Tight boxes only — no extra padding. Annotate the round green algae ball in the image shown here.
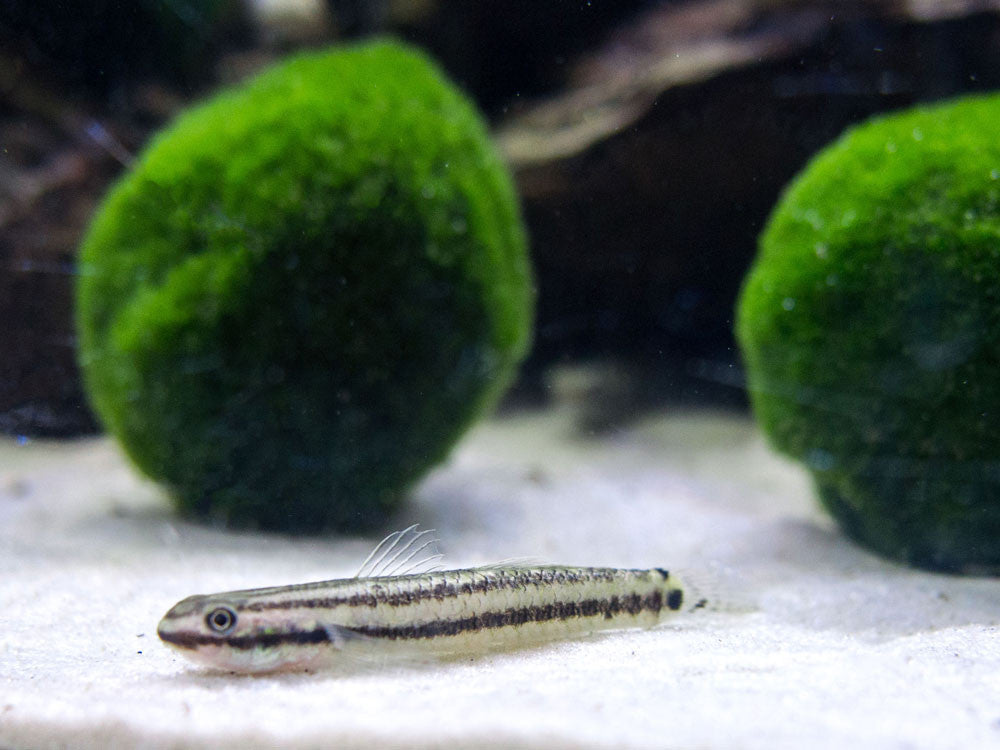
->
[736,93,1000,573]
[77,41,533,532]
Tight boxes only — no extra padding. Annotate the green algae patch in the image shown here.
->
[736,94,1000,573]
[77,41,534,532]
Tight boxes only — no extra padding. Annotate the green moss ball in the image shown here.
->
[736,93,1000,573]
[77,41,533,532]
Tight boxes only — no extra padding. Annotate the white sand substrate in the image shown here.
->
[2,404,999,749]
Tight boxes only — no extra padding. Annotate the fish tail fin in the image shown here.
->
[672,563,756,615]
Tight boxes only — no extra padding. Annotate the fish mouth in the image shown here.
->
[157,621,202,650]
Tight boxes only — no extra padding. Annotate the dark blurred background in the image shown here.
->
[4,0,1000,436]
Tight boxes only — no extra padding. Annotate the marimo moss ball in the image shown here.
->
[77,41,533,532]
[736,93,1000,573]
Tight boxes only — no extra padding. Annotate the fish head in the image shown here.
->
[157,593,341,673]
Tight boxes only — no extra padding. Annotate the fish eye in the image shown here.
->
[206,606,237,634]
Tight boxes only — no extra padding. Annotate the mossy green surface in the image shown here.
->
[736,93,1000,573]
[77,41,533,532]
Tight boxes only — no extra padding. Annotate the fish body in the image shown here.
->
[157,564,699,673]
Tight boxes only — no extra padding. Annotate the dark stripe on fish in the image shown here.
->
[160,591,668,650]
[159,626,331,651]
[352,590,667,641]
[237,568,657,613]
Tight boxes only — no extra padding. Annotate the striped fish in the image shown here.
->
[157,526,708,673]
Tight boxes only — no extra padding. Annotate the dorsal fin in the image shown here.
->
[355,525,444,578]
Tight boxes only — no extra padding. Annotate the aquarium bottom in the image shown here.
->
[1,405,998,749]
